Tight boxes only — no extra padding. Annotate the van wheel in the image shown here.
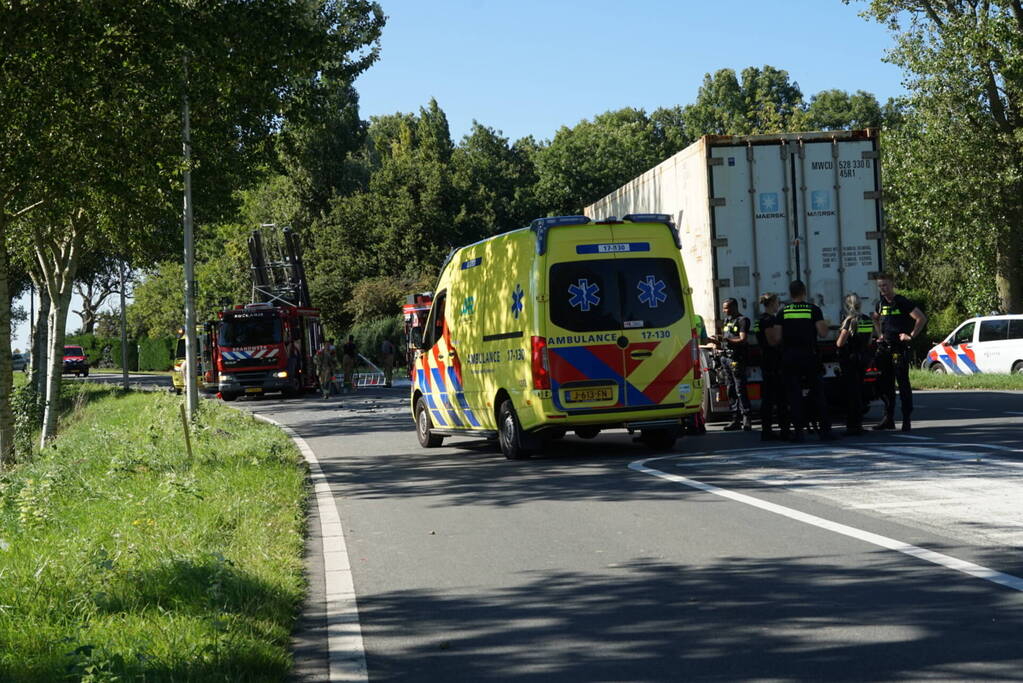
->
[220,392,238,402]
[1013,361,1023,375]
[416,397,444,448]
[929,362,946,374]
[641,428,678,451]
[574,426,600,439]
[498,400,531,460]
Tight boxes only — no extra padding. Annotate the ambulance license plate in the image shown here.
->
[245,387,262,394]
[565,388,612,403]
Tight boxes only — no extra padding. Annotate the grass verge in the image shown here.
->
[910,368,1023,390]
[0,383,308,681]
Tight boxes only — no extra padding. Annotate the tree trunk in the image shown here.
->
[0,219,13,466]
[40,274,74,447]
[30,277,50,397]
[995,210,1023,314]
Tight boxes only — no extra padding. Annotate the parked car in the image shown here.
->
[62,345,89,377]
[922,315,1023,374]
[11,353,28,372]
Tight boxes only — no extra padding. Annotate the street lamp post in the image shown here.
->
[182,54,198,417]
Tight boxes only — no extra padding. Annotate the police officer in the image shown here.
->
[776,280,835,442]
[755,292,789,441]
[836,293,874,435]
[873,274,927,431]
[713,298,752,431]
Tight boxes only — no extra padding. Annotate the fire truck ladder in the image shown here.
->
[248,224,312,307]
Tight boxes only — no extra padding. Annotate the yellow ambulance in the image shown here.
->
[411,214,702,459]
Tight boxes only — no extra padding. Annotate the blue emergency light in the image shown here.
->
[530,215,591,254]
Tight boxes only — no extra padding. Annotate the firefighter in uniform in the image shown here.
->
[836,293,874,435]
[873,274,927,431]
[755,292,788,441]
[776,280,835,442]
[712,298,752,431]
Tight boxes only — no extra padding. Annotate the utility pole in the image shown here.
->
[182,54,198,417]
[119,260,129,391]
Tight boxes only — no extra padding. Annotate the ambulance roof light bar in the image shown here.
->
[622,213,682,249]
[530,215,591,255]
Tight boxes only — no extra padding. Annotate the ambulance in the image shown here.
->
[411,214,702,459]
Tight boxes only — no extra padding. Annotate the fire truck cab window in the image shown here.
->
[423,291,447,349]
[218,315,282,347]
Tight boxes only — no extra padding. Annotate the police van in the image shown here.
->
[923,314,1023,374]
[411,214,702,459]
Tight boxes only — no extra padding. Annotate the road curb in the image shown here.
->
[251,413,368,683]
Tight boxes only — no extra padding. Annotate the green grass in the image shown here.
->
[0,384,308,681]
[910,368,1023,390]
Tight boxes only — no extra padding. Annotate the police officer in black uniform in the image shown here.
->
[755,292,789,441]
[873,274,927,431]
[836,293,875,435]
[714,298,752,431]
[776,280,835,442]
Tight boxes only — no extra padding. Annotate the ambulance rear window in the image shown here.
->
[549,258,684,332]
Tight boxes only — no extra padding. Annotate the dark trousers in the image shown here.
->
[876,343,912,420]
[784,349,830,434]
[760,364,789,434]
[721,356,751,419]
[840,355,866,429]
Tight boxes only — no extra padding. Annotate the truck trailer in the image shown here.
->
[585,130,884,418]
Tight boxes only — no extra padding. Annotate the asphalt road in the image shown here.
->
[232,388,1023,681]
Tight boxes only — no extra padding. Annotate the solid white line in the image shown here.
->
[948,407,980,412]
[629,456,1023,593]
[252,413,368,683]
[1005,411,1023,416]
[892,434,932,441]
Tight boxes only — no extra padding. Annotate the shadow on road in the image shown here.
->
[357,552,1023,681]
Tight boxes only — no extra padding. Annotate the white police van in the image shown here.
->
[923,315,1023,374]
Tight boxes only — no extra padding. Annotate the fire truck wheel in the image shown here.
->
[415,396,444,448]
[221,392,239,402]
[498,400,532,460]
[574,426,600,439]
[82,368,89,377]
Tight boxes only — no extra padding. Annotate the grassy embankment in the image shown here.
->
[909,368,1023,390]
[0,383,308,681]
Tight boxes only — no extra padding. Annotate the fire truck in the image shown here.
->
[207,226,323,401]
[402,292,432,378]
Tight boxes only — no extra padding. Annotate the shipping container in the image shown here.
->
[585,130,884,417]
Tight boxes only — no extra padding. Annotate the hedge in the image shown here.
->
[63,334,176,371]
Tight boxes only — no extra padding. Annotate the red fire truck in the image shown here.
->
[402,292,432,378]
[206,226,323,401]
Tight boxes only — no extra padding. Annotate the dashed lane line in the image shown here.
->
[630,452,1023,594]
[252,413,367,683]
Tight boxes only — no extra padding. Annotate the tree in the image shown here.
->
[683,66,804,136]
[5,1,386,446]
[533,107,691,216]
[801,89,883,130]
[851,0,1023,312]
[73,258,124,335]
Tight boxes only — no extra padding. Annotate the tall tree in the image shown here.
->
[850,0,1023,312]
[533,107,691,216]
[683,66,804,136]
[801,89,884,130]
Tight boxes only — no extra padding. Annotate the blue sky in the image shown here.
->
[13,0,908,351]
[354,0,907,144]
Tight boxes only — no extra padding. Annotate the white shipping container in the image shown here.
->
[585,131,884,335]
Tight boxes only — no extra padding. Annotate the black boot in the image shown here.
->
[742,415,752,431]
[723,418,742,431]
[901,416,912,432]
[872,417,896,431]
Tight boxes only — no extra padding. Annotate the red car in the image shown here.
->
[62,345,89,377]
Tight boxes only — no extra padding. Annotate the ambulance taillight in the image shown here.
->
[691,327,701,380]
[531,336,550,390]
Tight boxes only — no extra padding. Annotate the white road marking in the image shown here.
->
[1005,411,1023,416]
[892,433,932,441]
[630,455,1023,594]
[252,413,367,682]
[949,407,980,411]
